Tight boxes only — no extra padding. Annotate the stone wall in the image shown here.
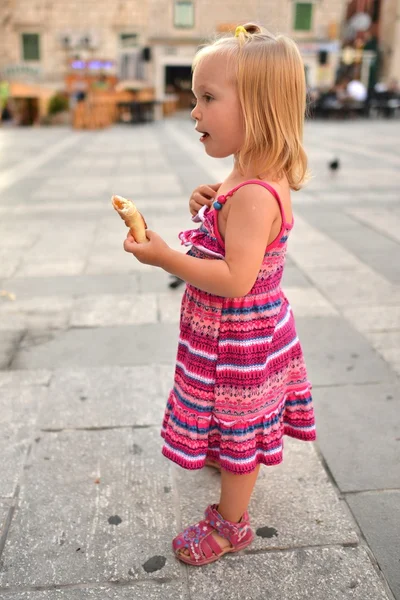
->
[0,0,348,90]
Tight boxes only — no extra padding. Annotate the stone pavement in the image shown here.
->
[0,116,399,599]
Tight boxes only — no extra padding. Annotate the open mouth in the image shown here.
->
[196,127,209,142]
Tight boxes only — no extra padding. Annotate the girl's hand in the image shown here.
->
[123,230,170,267]
[189,183,221,216]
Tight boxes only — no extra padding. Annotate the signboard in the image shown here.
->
[69,59,114,71]
[1,64,42,80]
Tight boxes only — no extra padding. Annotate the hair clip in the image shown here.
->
[234,25,247,37]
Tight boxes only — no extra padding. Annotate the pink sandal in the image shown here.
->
[172,504,254,566]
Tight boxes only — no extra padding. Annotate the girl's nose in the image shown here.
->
[191,103,200,121]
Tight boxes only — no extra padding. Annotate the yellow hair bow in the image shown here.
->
[234,25,247,37]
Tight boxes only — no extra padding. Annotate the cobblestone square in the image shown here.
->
[0,116,399,599]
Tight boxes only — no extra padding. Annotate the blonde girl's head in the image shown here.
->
[192,23,308,190]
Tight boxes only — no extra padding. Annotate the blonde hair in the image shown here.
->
[192,23,309,190]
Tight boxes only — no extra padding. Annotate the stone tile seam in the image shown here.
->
[287,252,400,374]
[39,425,155,433]
[343,488,400,496]
[339,521,398,600]
[170,465,192,598]
[321,138,400,167]
[312,380,398,389]
[312,443,396,599]
[2,546,395,600]
[343,210,400,248]
[0,577,182,594]
[82,218,102,275]
[4,544,394,597]
[312,443,361,530]
[4,330,26,370]
[0,489,18,562]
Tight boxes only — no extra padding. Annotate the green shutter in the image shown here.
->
[174,1,194,28]
[294,3,313,31]
[22,34,40,61]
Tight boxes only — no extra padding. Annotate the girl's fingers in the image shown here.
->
[192,201,203,214]
[198,185,218,199]
[192,192,213,206]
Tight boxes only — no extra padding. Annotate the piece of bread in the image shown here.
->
[111,195,148,243]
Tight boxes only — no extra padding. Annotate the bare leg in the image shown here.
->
[179,465,260,556]
[205,457,221,470]
[218,465,260,522]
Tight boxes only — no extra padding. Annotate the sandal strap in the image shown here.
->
[204,504,251,546]
[172,518,214,561]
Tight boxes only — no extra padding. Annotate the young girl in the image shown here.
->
[123,23,316,566]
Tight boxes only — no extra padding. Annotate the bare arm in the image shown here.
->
[162,185,278,296]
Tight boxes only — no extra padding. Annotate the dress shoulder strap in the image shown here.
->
[218,179,288,227]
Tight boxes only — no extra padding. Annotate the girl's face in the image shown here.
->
[191,52,245,159]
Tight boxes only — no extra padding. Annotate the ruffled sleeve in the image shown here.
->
[178,205,224,259]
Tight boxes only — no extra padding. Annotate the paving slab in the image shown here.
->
[287,215,362,271]
[281,265,311,287]
[0,296,72,330]
[10,324,179,370]
[0,331,23,370]
[347,491,400,600]
[308,267,400,307]
[314,383,400,491]
[187,546,391,600]
[138,271,177,293]
[0,370,51,388]
[15,259,87,278]
[295,316,395,386]
[343,305,400,333]
[176,438,358,549]
[297,206,400,284]
[0,250,20,278]
[346,206,400,244]
[0,582,187,600]
[363,331,400,377]
[69,294,158,327]
[84,251,150,274]
[0,385,48,497]
[0,428,180,588]
[0,274,141,299]
[37,366,166,430]
[0,500,11,533]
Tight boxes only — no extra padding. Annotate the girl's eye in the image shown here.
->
[204,95,213,103]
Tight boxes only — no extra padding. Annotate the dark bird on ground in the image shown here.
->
[328,158,340,172]
[169,276,184,289]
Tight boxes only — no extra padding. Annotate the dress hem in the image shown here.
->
[161,427,316,475]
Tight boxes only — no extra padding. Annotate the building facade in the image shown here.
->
[379,0,400,81]
[1,0,350,104]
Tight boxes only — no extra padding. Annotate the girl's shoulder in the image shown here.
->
[218,176,292,222]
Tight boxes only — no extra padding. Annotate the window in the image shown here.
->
[119,50,145,80]
[119,33,138,49]
[174,1,194,28]
[294,3,313,31]
[22,33,40,61]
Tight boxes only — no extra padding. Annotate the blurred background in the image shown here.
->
[0,0,399,128]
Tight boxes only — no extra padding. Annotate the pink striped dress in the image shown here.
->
[161,179,316,474]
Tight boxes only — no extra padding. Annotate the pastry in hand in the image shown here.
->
[111,195,148,243]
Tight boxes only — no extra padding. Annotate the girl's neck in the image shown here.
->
[230,158,280,184]
[230,161,255,182]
